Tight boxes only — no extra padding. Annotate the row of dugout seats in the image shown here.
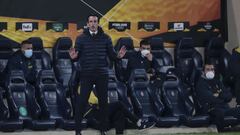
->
[114,37,232,91]
[0,37,73,96]
[0,69,86,131]
[128,68,238,128]
[0,36,232,97]
[0,36,234,131]
[1,67,238,132]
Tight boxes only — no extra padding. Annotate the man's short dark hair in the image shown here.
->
[204,60,215,69]
[87,14,100,23]
[140,39,150,47]
[205,59,214,66]
[21,40,32,46]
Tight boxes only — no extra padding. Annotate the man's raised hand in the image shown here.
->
[117,46,126,58]
[69,47,78,59]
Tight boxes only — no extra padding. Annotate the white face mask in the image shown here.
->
[206,71,215,79]
[24,49,33,58]
[141,50,150,57]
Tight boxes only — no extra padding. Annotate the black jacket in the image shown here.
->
[196,75,232,112]
[126,51,160,79]
[6,50,37,84]
[74,27,119,75]
[229,48,240,78]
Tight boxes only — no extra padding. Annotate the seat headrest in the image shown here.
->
[130,69,148,82]
[9,70,26,84]
[166,68,177,75]
[28,37,43,51]
[39,69,55,77]
[132,69,147,75]
[38,70,57,85]
[159,66,175,73]
[108,82,117,88]
[0,39,13,51]
[163,80,179,89]
[207,37,224,50]
[163,74,179,88]
[9,70,25,77]
[108,69,115,76]
[11,78,25,84]
[165,74,178,81]
[55,37,72,50]
[177,37,194,50]
[42,78,56,84]
[150,37,164,50]
[108,69,117,82]
[116,37,134,50]
[38,70,56,80]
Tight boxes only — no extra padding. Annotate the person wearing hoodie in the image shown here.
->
[69,15,126,135]
[229,47,240,107]
[196,62,240,131]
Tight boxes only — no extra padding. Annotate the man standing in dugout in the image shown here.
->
[69,15,126,135]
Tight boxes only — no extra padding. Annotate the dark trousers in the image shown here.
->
[234,78,240,105]
[87,102,139,134]
[75,74,109,133]
[209,105,240,130]
[108,101,139,133]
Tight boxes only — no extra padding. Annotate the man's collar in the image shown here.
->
[89,30,98,35]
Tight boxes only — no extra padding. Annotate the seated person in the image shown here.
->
[6,40,37,84]
[126,39,160,80]
[76,86,155,135]
[229,47,240,107]
[196,62,240,131]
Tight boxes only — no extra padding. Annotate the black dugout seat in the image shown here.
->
[0,87,8,120]
[0,39,14,89]
[0,87,21,132]
[69,68,131,109]
[150,37,173,66]
[87,70,135,129]
[161,71,209,127]
[52,37,73,94]
[174,37,203,90]
[114,37,136,82]
[0,39,13,73]
[5,70,55,130]
[204,37,231,81]
[28,37,52,74]
[128,69,180,127]
[36,69,86,130]
[108,69,132,111]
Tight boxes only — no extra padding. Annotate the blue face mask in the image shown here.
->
[24,49,33,58]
